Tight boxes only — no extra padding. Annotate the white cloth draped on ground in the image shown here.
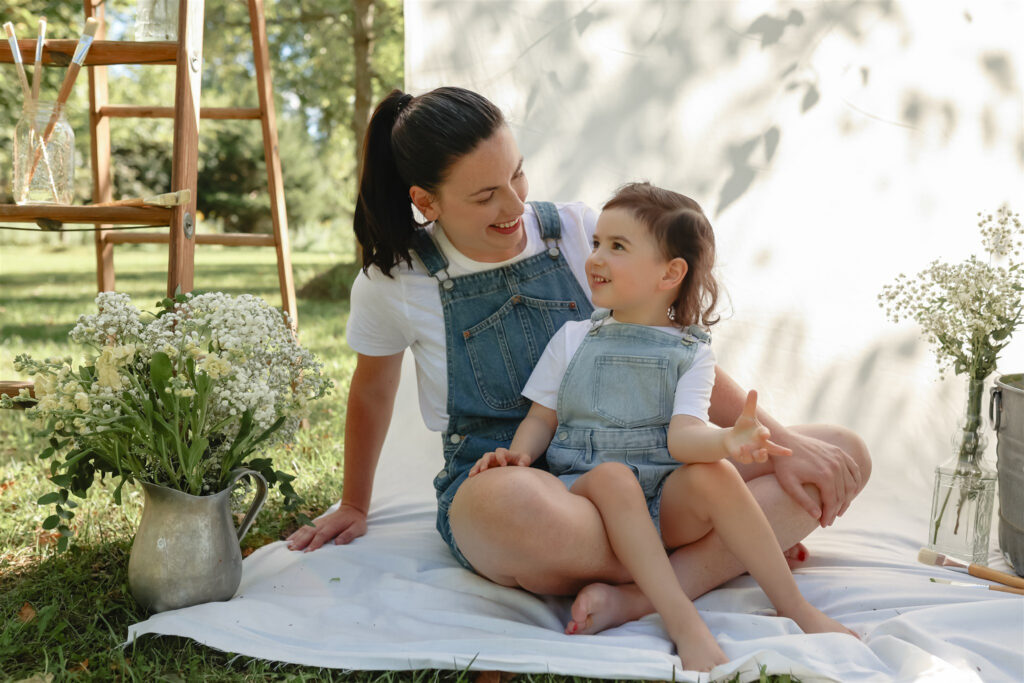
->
[127,357,1024,682]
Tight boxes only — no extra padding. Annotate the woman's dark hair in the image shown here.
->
[354,87,506,275]
[603,182,720,328]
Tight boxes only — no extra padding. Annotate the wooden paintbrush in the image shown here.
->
[89,190,192,208]
[918,548,1024,589]
[929,577,1024,596]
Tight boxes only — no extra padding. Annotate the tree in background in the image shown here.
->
[1,0,403,261]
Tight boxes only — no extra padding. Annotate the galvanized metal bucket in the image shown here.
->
[990,374,1024,576]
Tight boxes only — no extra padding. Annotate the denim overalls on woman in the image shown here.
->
[545,309,711,536]
[410,202,593,571]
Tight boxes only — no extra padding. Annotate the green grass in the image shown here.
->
[0,243,785,682]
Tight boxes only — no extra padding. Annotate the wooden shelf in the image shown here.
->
[0,204,171,225]
[0,39,177,67]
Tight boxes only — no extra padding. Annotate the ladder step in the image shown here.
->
[101,105,262,120]
[0,204,170,225]
[104,232,277,247]
[1,39,177,66]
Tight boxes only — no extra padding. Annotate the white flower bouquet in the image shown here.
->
[879,206,1023,383]
[3,291,332,551]
[879,206,1022,559]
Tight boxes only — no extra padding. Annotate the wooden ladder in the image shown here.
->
[0,0,297,326]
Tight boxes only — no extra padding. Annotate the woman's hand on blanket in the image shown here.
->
[724,390,793,464]
[286,503,368,552]
[468,448,532,477]
[772,432,862,528]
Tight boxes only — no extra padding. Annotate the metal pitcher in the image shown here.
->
[128,468,268,612]
[990,374,1024,576]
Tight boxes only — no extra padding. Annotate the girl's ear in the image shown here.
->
[660,257,688,291]
[410,186,440,222]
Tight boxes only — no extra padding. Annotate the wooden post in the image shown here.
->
[248,0,297,327]
[86,0,115,292]
[167,0,204,298]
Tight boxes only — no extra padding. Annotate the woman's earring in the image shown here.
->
[666,306,677,322]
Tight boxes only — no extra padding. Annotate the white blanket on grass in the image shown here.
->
[127,358,1024,682]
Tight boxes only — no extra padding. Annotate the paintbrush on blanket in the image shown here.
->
[918,548,1024,590]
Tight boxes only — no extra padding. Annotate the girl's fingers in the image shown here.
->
[496,450,507,466]
[742,390,759,419]
[767,440,793,457]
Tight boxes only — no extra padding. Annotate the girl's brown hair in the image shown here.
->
[603,182,720,328]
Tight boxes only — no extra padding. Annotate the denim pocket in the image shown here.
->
[545,442,586,476]
[592,355,670,428]
[464,296,584,411]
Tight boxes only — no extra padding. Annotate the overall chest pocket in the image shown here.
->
[592,354,671,428]
[464,296,583,411]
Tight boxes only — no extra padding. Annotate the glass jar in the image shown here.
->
[928,378,997,564]
[134,0,179,41]
[13,102,75,205]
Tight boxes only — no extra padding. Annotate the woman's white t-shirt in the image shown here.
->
[346,202,598,432]
[521,318,715,423]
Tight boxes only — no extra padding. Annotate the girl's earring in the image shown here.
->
[666,306,677,322]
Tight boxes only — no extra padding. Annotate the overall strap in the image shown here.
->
[409,227,454,288]
[529,201,562,240]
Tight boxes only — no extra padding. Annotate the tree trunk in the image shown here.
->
[352,0,374,264]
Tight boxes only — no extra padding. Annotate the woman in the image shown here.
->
[287,87,871,635]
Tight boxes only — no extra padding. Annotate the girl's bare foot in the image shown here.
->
[565,582,645,635]
[784,542,809,569]
[783,601,860,639]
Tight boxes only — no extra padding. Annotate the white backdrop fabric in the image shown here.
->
[128,1,1024,679]
[127,357,1024,682]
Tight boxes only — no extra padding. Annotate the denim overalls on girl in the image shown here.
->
[545,310,711,536]
[410,202,594,571]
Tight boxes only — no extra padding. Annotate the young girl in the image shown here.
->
[469,182,857,670]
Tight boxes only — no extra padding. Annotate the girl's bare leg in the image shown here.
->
[569,463,727,671]
[658,461,856,637]
[567,424,870,634]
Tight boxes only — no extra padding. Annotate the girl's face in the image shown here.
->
[586,207,686,325]
[410,126,529,263]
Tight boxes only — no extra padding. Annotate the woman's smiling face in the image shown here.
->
[411,125,529,262]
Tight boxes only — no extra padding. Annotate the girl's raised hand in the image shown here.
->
[469,447,532,477]
[725,390,793,464]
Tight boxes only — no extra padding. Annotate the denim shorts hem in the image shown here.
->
[436,503,477,573]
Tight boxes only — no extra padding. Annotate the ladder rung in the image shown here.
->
[1,40,177,66]
[104,232,277,247]
[100,105,263,120]
[0,204,170,225]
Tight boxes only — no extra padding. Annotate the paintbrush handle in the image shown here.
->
[989,584,1024,596]
[969,564,1024,589]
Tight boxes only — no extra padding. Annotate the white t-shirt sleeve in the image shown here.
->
[673,344,716,422]
[521,322,580,410]
[345,268,414,356]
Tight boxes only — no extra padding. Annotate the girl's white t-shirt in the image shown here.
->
[346,201,598,432]
[522,318,715,423]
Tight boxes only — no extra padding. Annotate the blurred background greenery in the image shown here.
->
[0,0,403,257]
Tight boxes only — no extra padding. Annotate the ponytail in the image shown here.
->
[354,87,506,276]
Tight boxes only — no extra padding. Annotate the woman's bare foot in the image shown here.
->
[782,601,860,639]
[565,582,646,635]
[784,542,809,569]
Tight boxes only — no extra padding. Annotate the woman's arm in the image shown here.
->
[287,351,404,551]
